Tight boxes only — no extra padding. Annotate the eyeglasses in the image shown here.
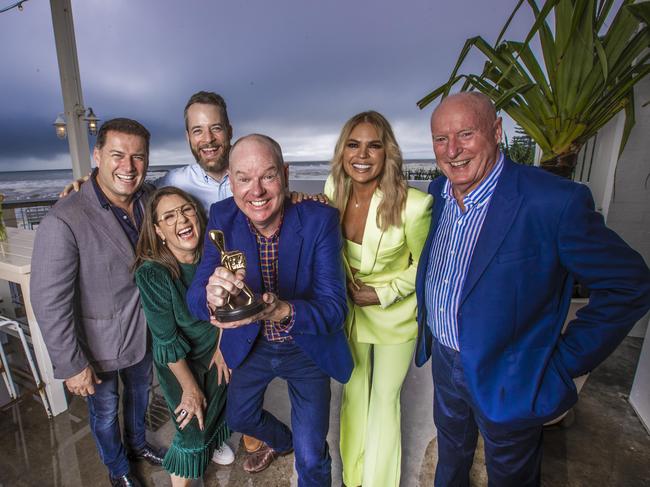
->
[157,203,197,226]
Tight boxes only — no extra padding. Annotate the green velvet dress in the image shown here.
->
[135,260,229,479]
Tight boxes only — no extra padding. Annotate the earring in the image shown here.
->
[161,238,166,246]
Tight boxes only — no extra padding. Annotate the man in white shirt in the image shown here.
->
[156,91,233,213]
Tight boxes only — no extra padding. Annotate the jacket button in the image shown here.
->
[247,338,252,343]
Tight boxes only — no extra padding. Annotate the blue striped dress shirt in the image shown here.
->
[425,153,504,351]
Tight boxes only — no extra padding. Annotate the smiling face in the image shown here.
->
[431,95,502,201]
[153,194,200,263]
[229,137,286,237]
[93,130,148,206]
[342,122,386,187]
[186,102,232,179]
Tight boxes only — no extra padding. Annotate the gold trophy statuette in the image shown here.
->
[208,229,265,322]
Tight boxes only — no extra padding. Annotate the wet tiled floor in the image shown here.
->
[1,338,648,486]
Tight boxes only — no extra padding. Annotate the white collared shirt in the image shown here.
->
[155,163,232,214]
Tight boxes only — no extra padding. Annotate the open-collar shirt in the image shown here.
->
[425,152,505,351]
[91,168,144,248]
[155,163,232,215]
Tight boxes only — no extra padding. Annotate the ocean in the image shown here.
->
[0,160,437,201]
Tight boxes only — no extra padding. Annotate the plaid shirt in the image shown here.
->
[247,218,295,342]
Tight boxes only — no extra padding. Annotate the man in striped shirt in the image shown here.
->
[415,92,650,486]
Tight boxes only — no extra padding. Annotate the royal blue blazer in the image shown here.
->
[187,197,353,384]
[415,159,650,428]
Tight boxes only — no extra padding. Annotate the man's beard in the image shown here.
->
[191,143,229,175]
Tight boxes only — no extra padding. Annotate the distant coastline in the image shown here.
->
[0,160,437,201]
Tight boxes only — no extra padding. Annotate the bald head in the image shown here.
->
[230,134,285,176]
[432,92,497,130]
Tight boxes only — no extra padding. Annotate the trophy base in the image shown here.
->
[214,298,266,323]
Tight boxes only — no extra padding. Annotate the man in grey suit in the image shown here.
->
[31,118,165,487]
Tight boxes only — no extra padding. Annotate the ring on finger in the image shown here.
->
[179,409,188,418]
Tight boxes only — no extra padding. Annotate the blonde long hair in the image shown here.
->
[330,111,407,231]
[133,187,206,280]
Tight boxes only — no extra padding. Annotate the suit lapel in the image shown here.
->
[79,184,135,260]
[278,202,302,298]
[359,189,383,274]
[416,178,446,289]
[460,160,522,304]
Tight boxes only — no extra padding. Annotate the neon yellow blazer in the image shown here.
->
[325,175,433,344]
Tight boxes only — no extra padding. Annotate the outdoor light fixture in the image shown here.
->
[53,113,66,139]
[53,107,100,139]
[84,107,99,136]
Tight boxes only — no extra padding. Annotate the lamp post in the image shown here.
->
[49,0,91,179]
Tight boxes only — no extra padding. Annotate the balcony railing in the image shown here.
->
[1,175,436,231]
[2,198,58,229]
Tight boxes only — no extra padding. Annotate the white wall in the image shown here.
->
[631,322,650,434]
[607,76,650,339]
[612,76,650,431]
[575,112,625,219]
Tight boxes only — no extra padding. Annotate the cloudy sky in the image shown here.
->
[0,0,535,171]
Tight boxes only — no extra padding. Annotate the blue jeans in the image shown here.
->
[86,352,153,478]
[227,338,332,487]
[432,339,542,487]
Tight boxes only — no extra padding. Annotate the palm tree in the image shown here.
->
[417,0,650,178]
[504,125,536,165]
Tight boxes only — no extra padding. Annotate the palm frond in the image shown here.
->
[417,0,650,166]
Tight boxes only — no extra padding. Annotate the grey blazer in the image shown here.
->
[31,182,151,379]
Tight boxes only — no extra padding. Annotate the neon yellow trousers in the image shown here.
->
[339,339,415,487]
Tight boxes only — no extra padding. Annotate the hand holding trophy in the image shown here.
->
[207,230,266,322]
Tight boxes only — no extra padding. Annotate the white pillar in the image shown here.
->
[50,0,92,179]
[630,314,650,434]
[533,143,542,167]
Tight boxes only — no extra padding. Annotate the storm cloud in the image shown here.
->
[0,0,532,171]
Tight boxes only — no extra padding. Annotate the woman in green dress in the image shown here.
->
[134,187,230,486]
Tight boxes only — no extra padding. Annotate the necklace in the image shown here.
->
[351,185,374,208]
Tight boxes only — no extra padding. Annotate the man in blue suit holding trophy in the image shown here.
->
[187,134,352,486]
[415,92,650,486]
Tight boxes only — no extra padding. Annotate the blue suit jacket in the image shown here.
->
[187,197,353,384]
[415,159,650,428]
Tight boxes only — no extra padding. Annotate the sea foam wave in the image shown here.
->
[0,161,435,200]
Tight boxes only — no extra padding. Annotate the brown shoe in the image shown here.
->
[243,434,264,453]
[242,443,292,474]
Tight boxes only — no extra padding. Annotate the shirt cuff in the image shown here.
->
[375,284,402,309]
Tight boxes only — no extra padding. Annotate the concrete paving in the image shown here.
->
[1,338,648,486]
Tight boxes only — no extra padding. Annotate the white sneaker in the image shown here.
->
[211,442,235,465]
